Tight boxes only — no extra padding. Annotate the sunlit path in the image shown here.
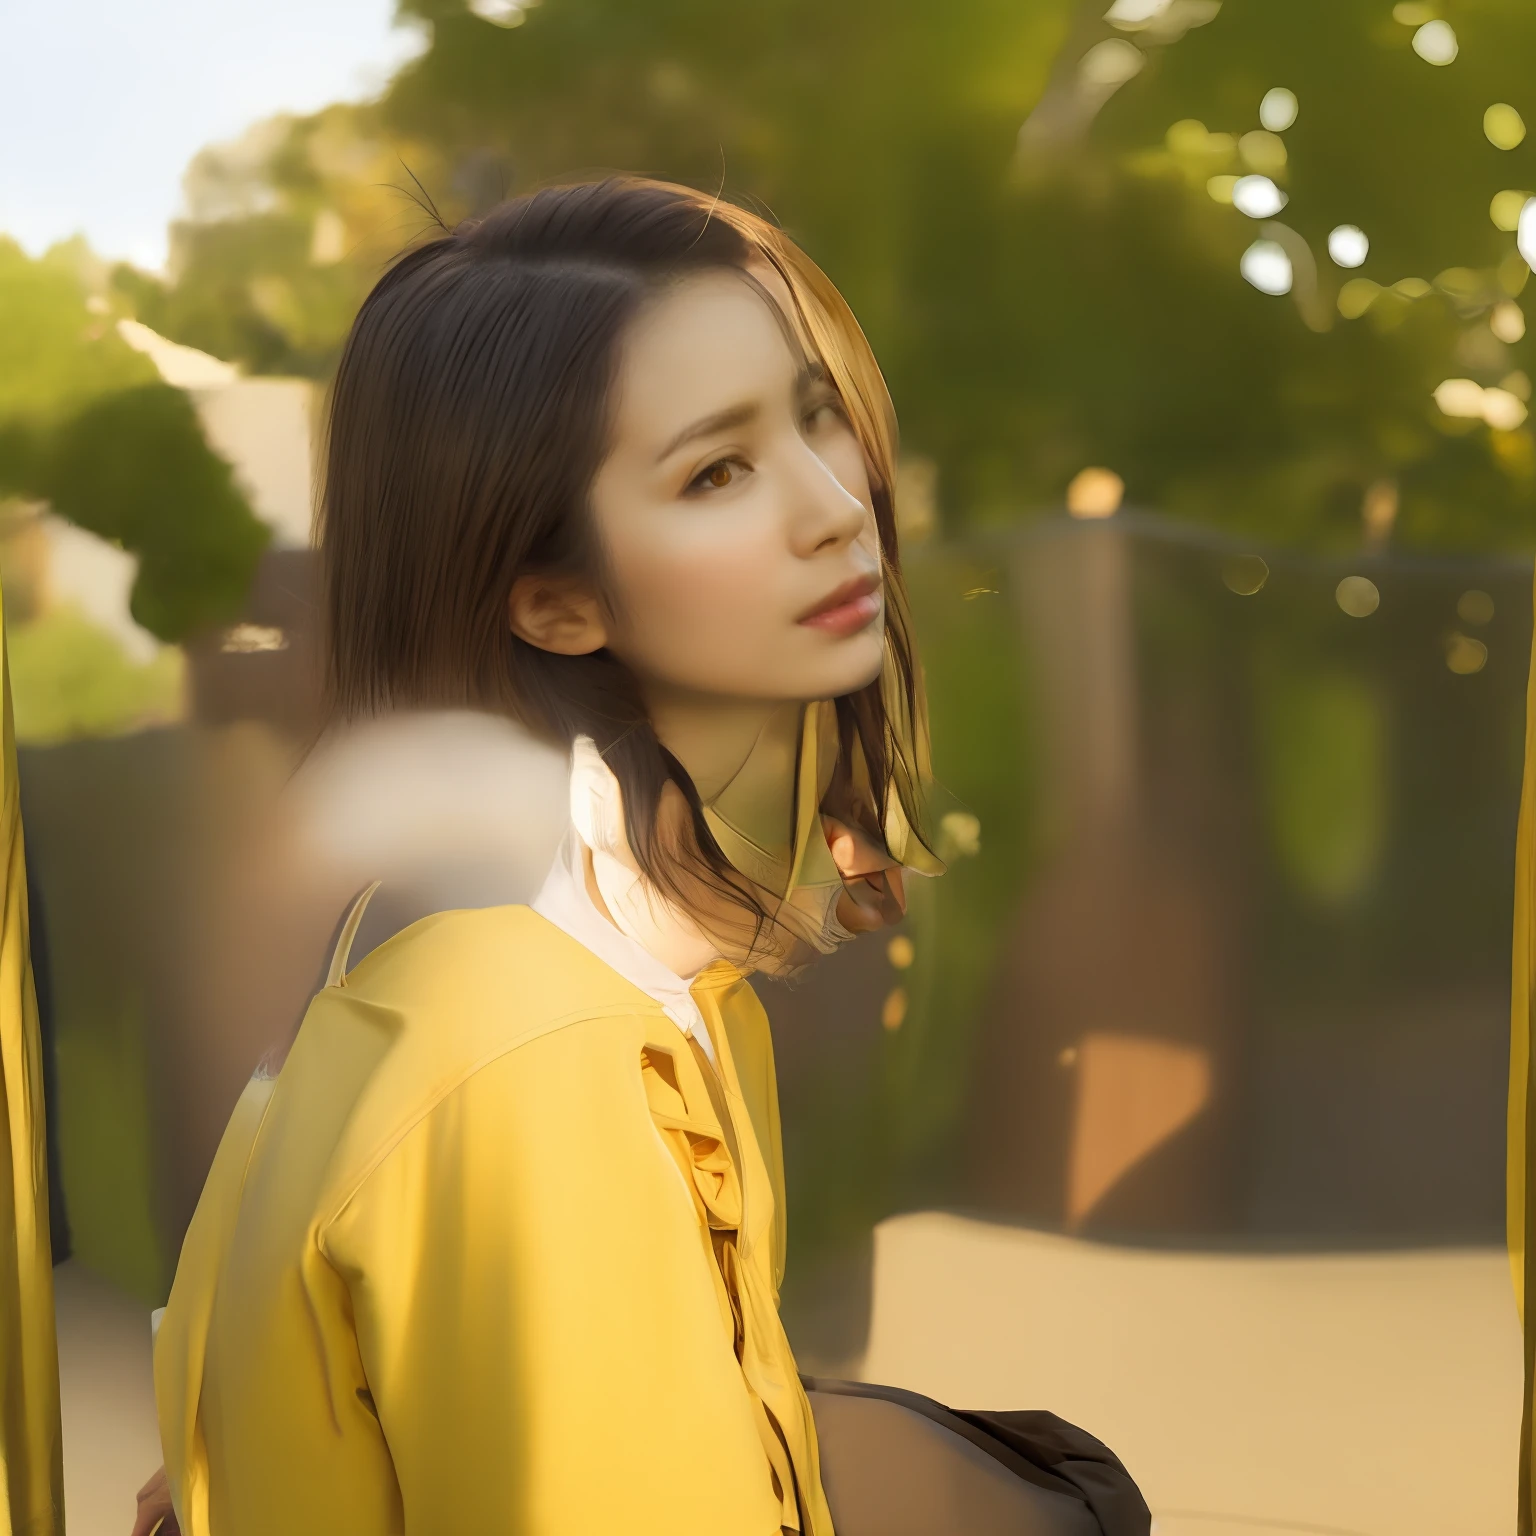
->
[861,1214,1520,1536]
[55,1264,158,1536]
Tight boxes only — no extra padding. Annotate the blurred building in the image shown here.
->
[113,317,325,739]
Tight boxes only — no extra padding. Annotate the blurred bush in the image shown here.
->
[9,606,184,746]
[0,239,268,654]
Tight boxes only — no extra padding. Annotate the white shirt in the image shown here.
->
[531,741,720,1070]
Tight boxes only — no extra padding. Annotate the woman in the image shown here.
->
[145,178,1147,1535]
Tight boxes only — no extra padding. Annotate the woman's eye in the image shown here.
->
[689,458,742,493]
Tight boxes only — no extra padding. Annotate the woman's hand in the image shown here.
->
[823,816,906,933]
[131,1465,178,1536]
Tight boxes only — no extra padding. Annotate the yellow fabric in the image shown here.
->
[1514,565,1536,1316]
[704,699,943,903]
[156,903,833,1535]
[1512,568,1536,1514]
[0,595,62,1536]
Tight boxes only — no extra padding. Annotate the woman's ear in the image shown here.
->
[508,573,609,656]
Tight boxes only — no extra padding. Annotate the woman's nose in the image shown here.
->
[787,441,870,556]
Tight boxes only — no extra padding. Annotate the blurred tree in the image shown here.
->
[116,0,1536,551]
[0,239,268,644]
[9,606,185,746]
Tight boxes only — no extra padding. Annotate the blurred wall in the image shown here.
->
[769,516,1525,1368]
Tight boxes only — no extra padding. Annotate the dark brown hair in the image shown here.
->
[319,176,928,939]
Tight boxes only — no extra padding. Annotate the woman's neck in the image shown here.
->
[642,686,788,804]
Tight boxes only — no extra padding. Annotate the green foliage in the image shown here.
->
[1255,665,1391,909]
[115,0,1536,552]
[0,238,155,423]
[53,988,167,1304]
[0,240,270,642]
[115,215,357,380]
[9,605,185,746]
[109,102,444,380]
[41,385,270,640]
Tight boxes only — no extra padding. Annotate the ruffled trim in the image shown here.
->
[638,1011,827,1535]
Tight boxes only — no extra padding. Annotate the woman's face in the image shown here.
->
[585,267,885,706]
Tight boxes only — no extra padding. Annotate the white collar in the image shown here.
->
[531,742,719,1069]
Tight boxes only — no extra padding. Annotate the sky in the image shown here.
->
[0,0,426,270]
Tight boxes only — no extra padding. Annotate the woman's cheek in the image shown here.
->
[672,543,779,650]
[617,536,774,668]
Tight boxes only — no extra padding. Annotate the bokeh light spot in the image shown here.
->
[468,0,530,24]
[1437,376,1533,430]
[1232,175,1287,218]
[1445,633,1489,674]
[1491,191,1529,232]
[1362,480,1399,546]
[1435,378,1488,418]
[1494,300,1530,344]
[1259,88,1298,132]
[1207,175,1239,204]
[1491,428,1536,476]
[1105,0,1170,24]
[1338,278,1381,319]
[1328,226,1369,268]
[1221,556,1270,595]
[1166,118,1211,154]
[1519,199,1536,273]
[1482,387,1528,430]
[1080,38,1145,87]
[1412,20,1458,65]
[1336,576,1381,618]
[1066,467,1125,517]
[1437,265,1481,297]
[1392,1,1434,21]
[1458,589,1496,625]
[881,986,908,1030]
[939,810,982,858]
[887,935,915,970]
[1242,239,1293,295]
[1394,278,1431,299]
[1486,104,1527,150]
[1239,130,1288,175]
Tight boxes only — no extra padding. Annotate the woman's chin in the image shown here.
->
[811,630,887,699]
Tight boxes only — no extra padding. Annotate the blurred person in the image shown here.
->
[139,179,1147,1536]
[0,590,63,1536]
[226,704,573,1070]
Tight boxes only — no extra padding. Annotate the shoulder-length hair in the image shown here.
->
[319,176,928,938]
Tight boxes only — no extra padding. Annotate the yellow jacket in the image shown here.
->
[0,596,62,1536]
[155,902,832,1535]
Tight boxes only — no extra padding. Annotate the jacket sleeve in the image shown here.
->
[321,1015,785,1536]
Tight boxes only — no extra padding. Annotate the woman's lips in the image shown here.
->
[798,573,883,637]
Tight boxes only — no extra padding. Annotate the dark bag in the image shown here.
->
[803,1376,1151,1536]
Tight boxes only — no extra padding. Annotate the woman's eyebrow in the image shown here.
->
[654,362,830,465]
[796,360,829,394]
[656,400,760,463]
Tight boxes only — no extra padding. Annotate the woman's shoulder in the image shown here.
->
[271,905,668,1214]
[340,901,651,1021]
